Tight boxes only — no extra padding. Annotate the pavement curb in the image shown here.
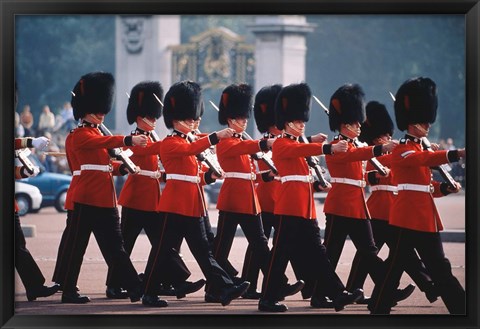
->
[209,227,466,243]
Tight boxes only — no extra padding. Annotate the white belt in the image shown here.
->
[224,172,256,180]
[72,170,81,176]
[397,183,434,193]
[138,170,161,179]
[80,164,112,172]
[330,177,366,188]
[280,175,314,183]
[166,173,201,183]
[370,185,398,193]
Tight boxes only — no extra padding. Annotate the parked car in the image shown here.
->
[16,153,72,212]
[15,181,43,216]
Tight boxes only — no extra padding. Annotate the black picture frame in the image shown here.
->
[1,1,478,328]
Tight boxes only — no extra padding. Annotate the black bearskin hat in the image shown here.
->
[254,84,282,133]
[218,83,253,125]
[126,81,163,125]
[71,71,115,120]
[359,101,394,145]
[274,83,311,130]
[394,77,438,131]
[163,80,203,129]
[328,83,365,132]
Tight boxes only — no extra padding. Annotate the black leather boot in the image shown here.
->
[258,299,288,312]
[141,295,168,307]
[61,291,91,304]
[332,288,364,312]
[174,279,206,299]
[26,284,60,301]
[106,287,129,299]
[219,281,250,306]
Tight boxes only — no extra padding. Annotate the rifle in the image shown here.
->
[208,100,278,175]
[313,96,388,176]
[14,148,36,175]
[387,91,457,189]
[98,123,139,174]
[421,138,457,189]
[298,135,330,188]
[187,130,224,177]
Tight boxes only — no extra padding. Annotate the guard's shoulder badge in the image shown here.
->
[334,135,340,140]
[400,138,407,144]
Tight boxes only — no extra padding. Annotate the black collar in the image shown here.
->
[263,133,277,139]
[133,127,150,136]
[335,134,355,143]
[232,132,243,139]
[171,130,189,140]
[403,134,423,144]
[79,121,99,128]
[283,132,298,141]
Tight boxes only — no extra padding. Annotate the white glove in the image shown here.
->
[23,166,40,177]
[32,136,50,150]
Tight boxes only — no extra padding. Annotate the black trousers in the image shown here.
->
[61,203,141,294]
[261,215,345,301]
[369,226,465,314]
[52,210,74,285]
[213,211,270,286]
[15,212,45,291]
[346,219,433,293]
[203,213,238,278]
[105,207,191,290]
[143,212,233,296]
[323,214,384,284]
[241,211,277,290]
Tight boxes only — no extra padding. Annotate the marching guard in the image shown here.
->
[14,82,59,301]
[369,77,466,314]
[60,72,146,304]
[141,80,250,307]
[106,81,203,301]
[319,83,410,308]
[345,100,437,304]
[213,83,275,299]
[15,136,60,301]
[258,82,363,312]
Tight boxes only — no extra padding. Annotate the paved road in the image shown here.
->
[14,194,466,315]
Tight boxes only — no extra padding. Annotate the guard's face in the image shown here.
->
[413,123,430,137]
[174,118,195,133]
[229,117,248,133]
[286,120,305,137]
[137,116,156,131]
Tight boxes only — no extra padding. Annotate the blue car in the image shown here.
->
[18,154,72,213]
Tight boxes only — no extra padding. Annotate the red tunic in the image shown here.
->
[158,133,211,217]
[118,132,163,212]
[69,125,128,208]
[215,136,263,215]
[365,154,395,222]
[255,154,280,214]
[324,137,377,219]
[271,135,326,219]
[389,139,450,232]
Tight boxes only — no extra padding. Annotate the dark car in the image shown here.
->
[17,154,72,212]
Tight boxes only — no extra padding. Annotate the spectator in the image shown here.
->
[20,104,35,136]
[60,102,76,131]
[37,105,56,135]
[15,111,25,137]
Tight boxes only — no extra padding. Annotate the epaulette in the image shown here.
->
[400,138,408,144]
